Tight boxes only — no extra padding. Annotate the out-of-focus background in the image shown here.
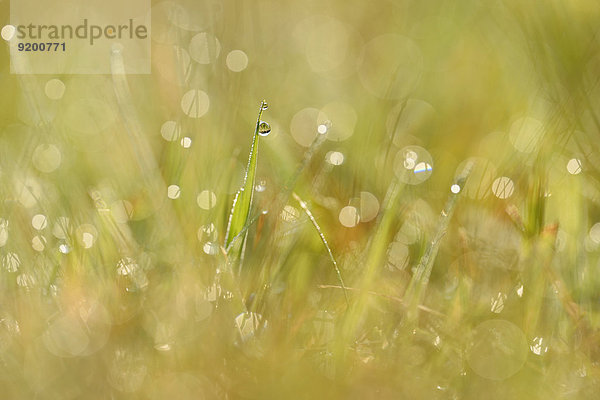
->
[1,0,600,398]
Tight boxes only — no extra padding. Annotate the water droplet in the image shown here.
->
[413,161,433,174]
[17,273,36,289]
[326,151,344,166]
[154,343,171,352]
[116,258,148,292]
[530,336,548,355]
[0,219,7,247]
[204,283,221,302]
[202,242,219,255]
[235,312,266,342]
[516,283,524,297]
[317,120,332,135]
[255,180,267,192]
[3,252,20,272]
[75,224,97,249]
[490,292,507,313]
[258,120,271,136]
[197,223,217,242]
[180,136,192,148]
[261,100,269,110]
[450,184,461,194]
[566,158,582,175]
[405,150,418,161]
[81,232,94,248]
[394,146,433,185]
[280,205,300,222]
[167,184,181,199]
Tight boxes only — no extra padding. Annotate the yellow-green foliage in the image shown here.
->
[0,0,599,398]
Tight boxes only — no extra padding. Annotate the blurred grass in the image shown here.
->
[1,0,600,398]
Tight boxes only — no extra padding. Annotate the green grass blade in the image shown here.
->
[292,192,349,307]
[334,178,405,371]
[225,100,268,253]
[403,161,473,322]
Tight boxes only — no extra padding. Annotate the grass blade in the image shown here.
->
[292,192,349,307]
[225,100,268,255]
[403,161,473,322]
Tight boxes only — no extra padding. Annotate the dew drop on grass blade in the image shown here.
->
[225,100,270,259]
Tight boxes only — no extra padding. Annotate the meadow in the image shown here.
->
[0,0,599,398]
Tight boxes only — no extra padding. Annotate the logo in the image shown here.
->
[6,0,151,74]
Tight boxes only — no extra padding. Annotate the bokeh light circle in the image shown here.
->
[566,158,582,175]
[226,50,249,72]
[326,151,344,166]
[197,190,217,210]
[181,90,209,118]
[339,206,360,227]
[509,117,545,153]
[317,102,357,142]
[359,192,380,222]
[160,121,181,141]
[492,177,515,199]
[290,107,320,147]
[467,319,528,380]
[1,25,15,41]
[393,146,433,185]
[167,185,181,199]
[32,214,48,230]
[45,79,66,100]
[189,32,221,64]
[32,144,62,173]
